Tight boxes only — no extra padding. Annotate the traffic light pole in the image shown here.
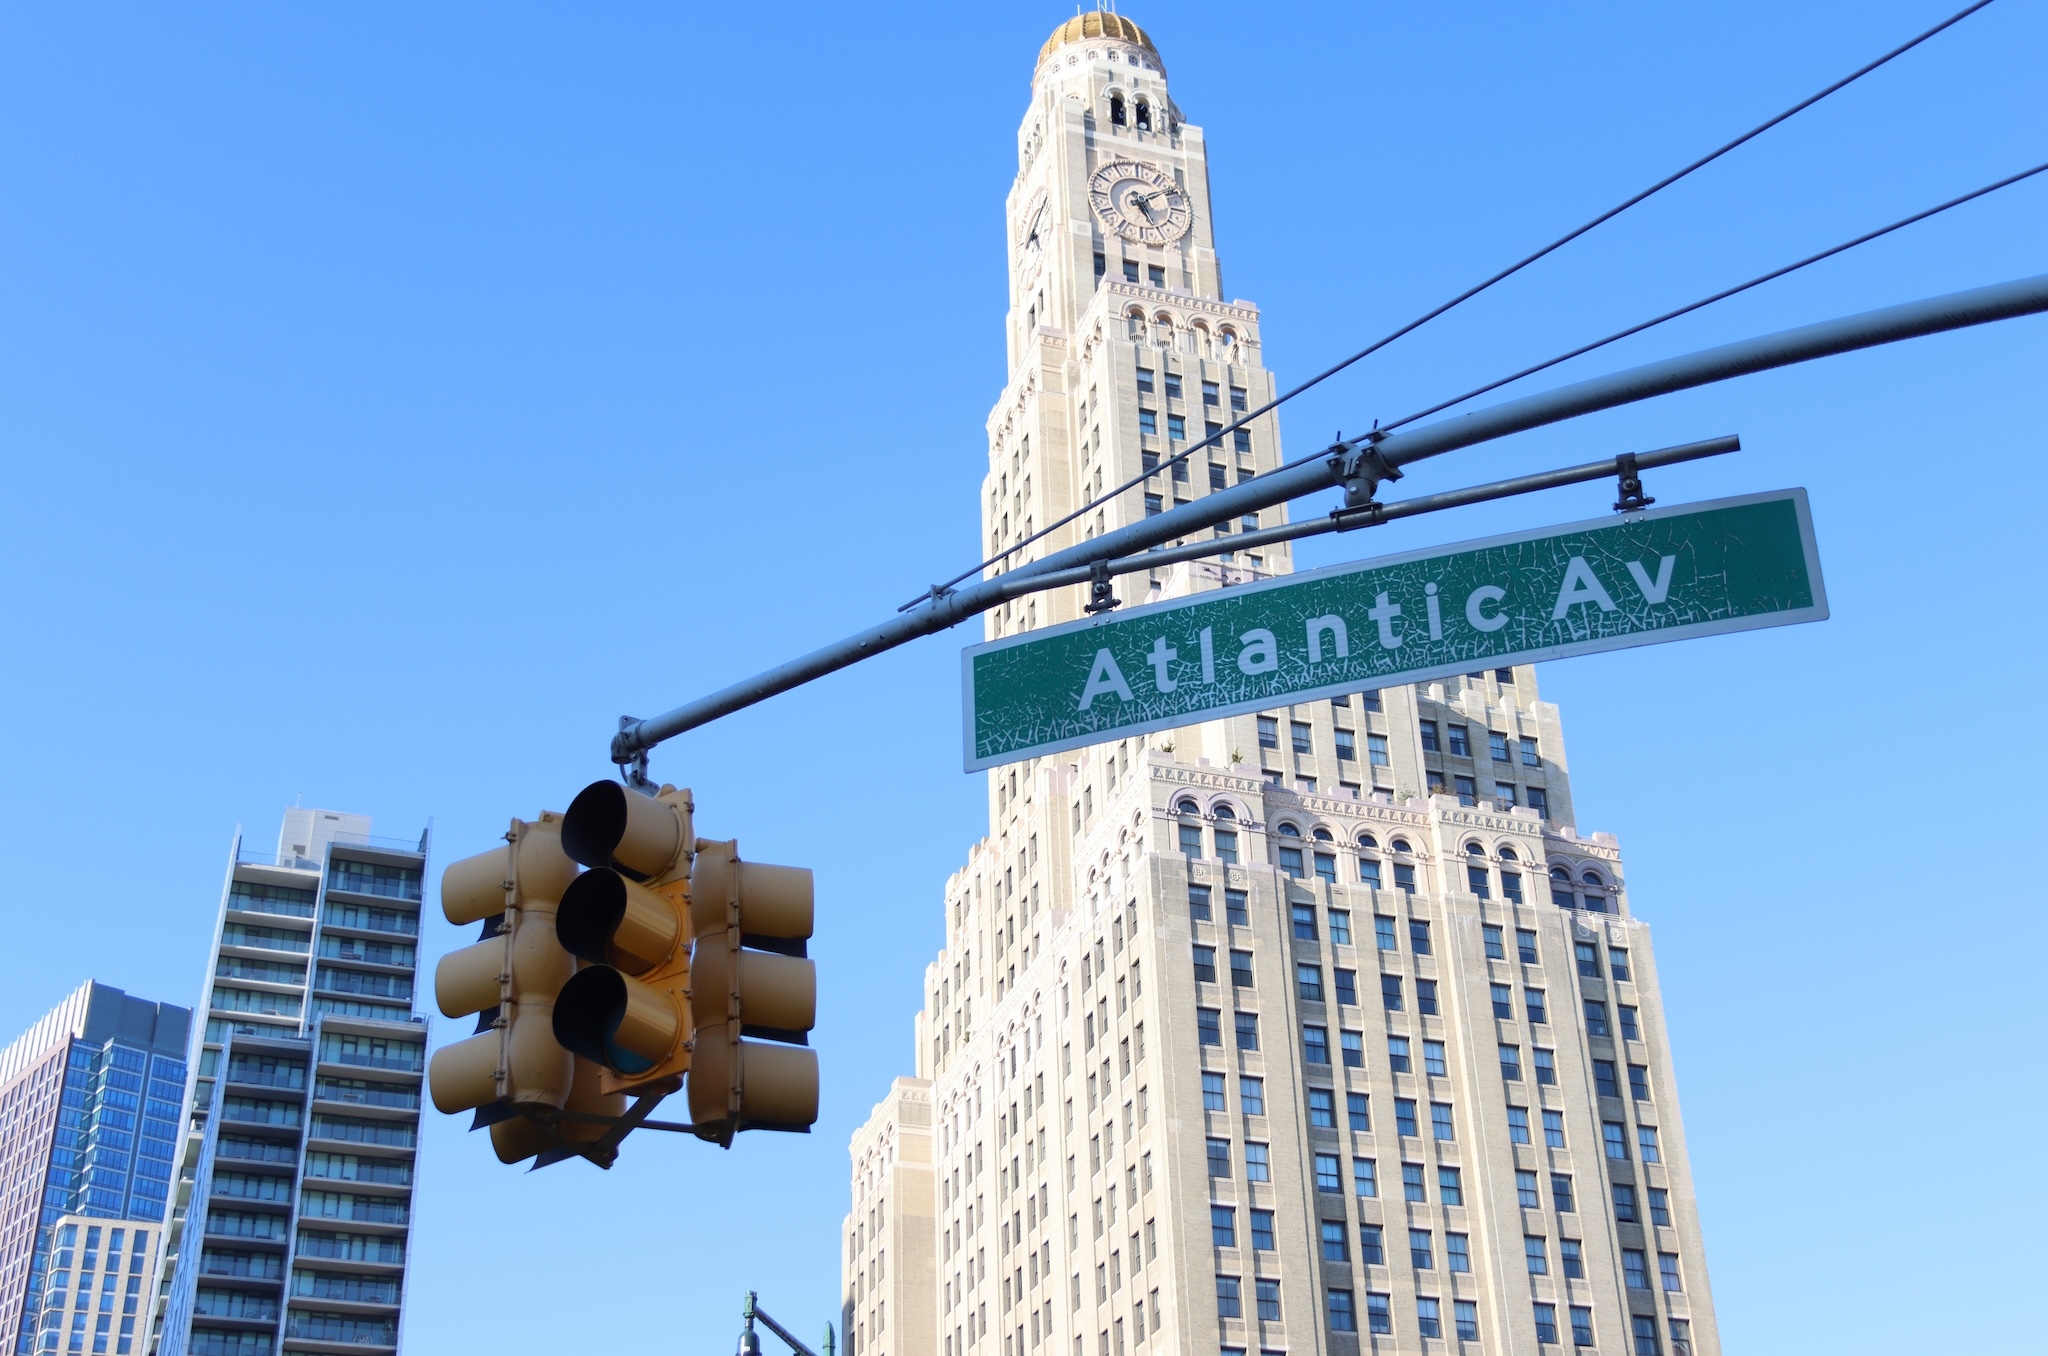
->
[611,271,2048,768]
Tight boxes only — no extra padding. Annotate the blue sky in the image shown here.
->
[1,2,2042,1350]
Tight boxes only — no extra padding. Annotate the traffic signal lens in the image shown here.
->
[552,966,681,1075]
[562,780,688,878]
[556,868,683,974]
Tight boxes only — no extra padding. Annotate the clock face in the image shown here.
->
[1087,159,1191,245]
[1018,194,1048,281]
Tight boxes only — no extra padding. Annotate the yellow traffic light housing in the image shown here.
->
[426,813,629,1165]
[686,838,819,1145]
[552,782,697,1096]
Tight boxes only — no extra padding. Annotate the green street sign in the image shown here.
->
[962,489,1826,771]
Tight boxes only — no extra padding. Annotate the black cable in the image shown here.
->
[906,0,1996,607]
[1377,158,2048,434]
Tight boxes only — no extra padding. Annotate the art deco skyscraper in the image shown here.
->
[844,14,1718,1356]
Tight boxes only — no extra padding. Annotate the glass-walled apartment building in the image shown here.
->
[150,810,430,1356]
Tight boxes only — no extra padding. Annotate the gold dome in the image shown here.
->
[1038,11,1162,72]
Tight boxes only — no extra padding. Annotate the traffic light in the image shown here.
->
[686,837,818,1145]
[551,781,696,1096]
[427,812,626,1165]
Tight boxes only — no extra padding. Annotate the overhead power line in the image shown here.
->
[907,0,1998,608]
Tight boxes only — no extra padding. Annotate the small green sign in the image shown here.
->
[962,489,1826,770]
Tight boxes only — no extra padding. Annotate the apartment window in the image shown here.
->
[1528,787,1550,817]
[1416,979,1439,1016]
[1230,950,1255,988]
[1296,963,1324,1002]
[1610,947,1633,982]
[1416,1296,1442,1339]
[1558,1237,1585,1280]
[1241,1078,1265,1116]
[1226,888,1249,924]
[1543,1110,1566,1148]
[1466,863,1490,896]
[1245,1143,1271,1182]
[1491,984,1513,1019]
[1202,1072,1226,1112]
[1094,251,1107,282]
[1395,1098,1418,1137]
[1571,1307,1595,1348]
[1454,775,1478,805]
[1341,1030,1364,1068]
[1632,1316,1661,1356]
[1257,716,1278,749]
[1521,736,1540,766]
[1291,905,1318,940]
[1380,975,1403,1012]
[1446,1233,1471,1274]
[1507,1107,1532,1145]
[1456,1300,1480,1342]
[1353,1158,1378,1199]
[1423,1039,1447,1076]
[1648,1188,1671,1227]
[1134,365,1154,392]
[1533,1047,1557,1086]
[1552,1173,1577,1213]
[1499,1044,1523,1081]
[1167,413,1186,441]
[1278,845,1304,878]
[1387,1036,1411,1074]
[1327,1287,1357,1333]
[1306,1152,1341,1192]
[1189,884,1213,921]
[1247,1208,1276,1251]
[1347,1092,1370,1131]
[1225,384,1248,412]
[1613,1184,1638,1222]
[1394,863,1416,893]
[1516,928,1539,964]
[1584,1001,1610,1037]
[1374,915,1396,951]
[1328,909,1351,945]
[1622,1249,1650,1291]
[1418,720,1439,752]
[1367,1293,1392,1335]
[1437,1166,1463,1206]
[1210,1204,1236,1247]
[1206,1138,1231,1176]
[1593,1060,1620,1098]
[1484,924,1505,960]
[1144,493,1162,516]
[1357,855,1382,889]
[1619,1005,1642,1041]
[1486,730,1508,761]
[1333,968,1358,1006]
[1366,732,1389,767]
[1302,1027,1330,1066]
[1430,1102,1455,1141]
[1200,379,1220,407]
[1534,1303,1560,1345]
[1233,429,1251,454]
[1576,942,1601,978]
[1197,1008,1222,1046]
[1235,1013,1259,1051]
[1516,1169,1540,1209]
[1629,1065,1652,1101]
[1290,721,1312,754]
[1603,1122,1629,1159]
[1525,1236,1549,1275]
[1408,920,1432,955]
[1638,1126,1662,1163]
[1659,1253,1683,1292]
[1317,1219,1348,1263]
[1215,1275,1242,1319]
[1445,724,1469,757]
[1138,409,1157,435]
[1401,1163,1427,1202]
[1502,870,1524,903]
[1334,729,1356,762]
[1306,1088,1336,1129]
[1192,946,1218,983]
[1179,823,1204,858]
[1313,851,1337,884]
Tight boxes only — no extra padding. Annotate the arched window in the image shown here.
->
[1126,307,1146,339]
[1464,842,1486,856]
[1581,871,1604,887]
[1175,799,1199,816]
[1550,865,1571,881]
[1134,98,1152,131]
[1391,837,1412,854]
[1499,845,1519,862]
[1109,93,1127,126]
[1213,804,1237,822]
[1311,827,1332,842]
[1276,823,1301,837]
[1218,327,1238,356]
[1357,833,1378,850]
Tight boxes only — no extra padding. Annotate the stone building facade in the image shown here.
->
[845,14,1718,1356]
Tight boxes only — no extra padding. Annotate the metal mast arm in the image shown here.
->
[614,272,2048,763]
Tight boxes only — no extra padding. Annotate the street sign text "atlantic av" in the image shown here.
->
[961,489,1826,770]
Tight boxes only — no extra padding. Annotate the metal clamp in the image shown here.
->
[1612,453,1655,512]
[1327,429,1404,510]
[617,716,653,789]
[1083,560,1121,614]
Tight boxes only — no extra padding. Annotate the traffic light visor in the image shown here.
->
[552,966,680,1075]
[688,853,814,943]
[556,868,684,974]
[562,781,687,878]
